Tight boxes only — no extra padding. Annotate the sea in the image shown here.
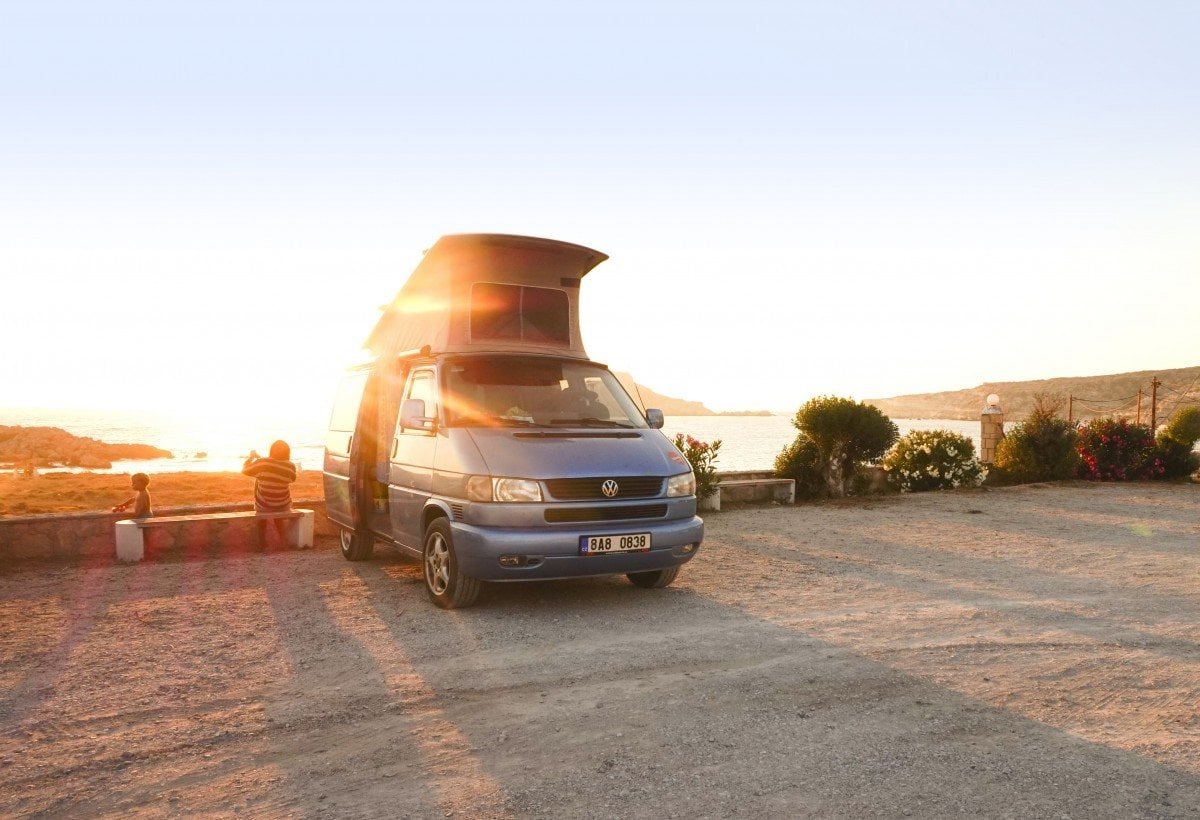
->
[3,407,993,475]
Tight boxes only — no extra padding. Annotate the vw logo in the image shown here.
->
[601,479,619,498]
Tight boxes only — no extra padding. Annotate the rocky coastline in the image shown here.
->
[0,425,172,470]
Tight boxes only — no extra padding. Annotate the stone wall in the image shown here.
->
[0,498,334,564]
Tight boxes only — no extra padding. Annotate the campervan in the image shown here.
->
[323,234,704,608]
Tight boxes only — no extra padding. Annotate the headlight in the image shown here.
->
[665,471,696,497]
[489,477,544,503]
[466,475,544,502]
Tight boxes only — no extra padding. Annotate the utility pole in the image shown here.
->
[1150,377,1160,432]
[1136,389,1143,425]
[1068,394,1073,424]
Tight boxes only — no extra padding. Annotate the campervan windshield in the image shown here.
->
[443,356,648,429]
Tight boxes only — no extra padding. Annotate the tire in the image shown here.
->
[423,518,481,609]
[627,565,680,589]
[340,527,374,561]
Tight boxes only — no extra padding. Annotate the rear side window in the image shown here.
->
[329,372,368,432]
[471,283,569,345]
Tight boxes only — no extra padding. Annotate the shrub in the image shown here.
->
[1153,436,1199,480]
[1075,417,1162,481]
[1163,406,1200,446]
[777,396,898,498]
[1154,406,1200,479]
[884,429,983,492]
[992,413,1080,485]
[773,433,825,501]
[672,434,722,500]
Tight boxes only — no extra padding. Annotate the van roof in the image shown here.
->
[365,233,608,359]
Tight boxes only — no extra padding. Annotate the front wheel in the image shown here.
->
[423,518,482,609]
[340,528,374,561]
[627,566,680,589]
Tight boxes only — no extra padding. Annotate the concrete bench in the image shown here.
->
[700,471,795,510]
[718,478,796,506]
[115,509,314,562]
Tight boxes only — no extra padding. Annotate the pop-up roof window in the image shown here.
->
[471,283,570,345]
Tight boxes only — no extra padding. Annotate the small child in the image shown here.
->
[112,473,153,519]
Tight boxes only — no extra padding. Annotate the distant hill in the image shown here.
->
[613,373,715,416]
[867,366,1200,422]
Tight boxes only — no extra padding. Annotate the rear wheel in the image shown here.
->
[340,527,374,561]
[423,518,481,609]
[627,565,680,589]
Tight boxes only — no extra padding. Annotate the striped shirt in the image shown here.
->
[242,457,297,512]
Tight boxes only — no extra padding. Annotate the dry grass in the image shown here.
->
[0,471,326,517]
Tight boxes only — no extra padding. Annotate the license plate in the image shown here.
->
[580,532,652,555]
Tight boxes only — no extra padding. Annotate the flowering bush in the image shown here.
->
[1074,417,1162,481]
[1153,437,1199,480]
[883,429,983,492]
[672,434,722,500]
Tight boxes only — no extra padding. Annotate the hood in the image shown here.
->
[465,428,689,480]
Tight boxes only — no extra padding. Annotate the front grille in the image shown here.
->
[544,504,669,524]
[544,476,664,501]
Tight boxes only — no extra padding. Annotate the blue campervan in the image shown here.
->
[323,234,704,608]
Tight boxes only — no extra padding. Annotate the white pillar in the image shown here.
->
[980,393,1005,465]
[115,520,145,562]
[295,509,315,548]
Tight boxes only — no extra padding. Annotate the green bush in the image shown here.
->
[1154,406,1200,479]
[776,396,898,498]
[773,433,825,501]
[884,429,982,492]
[672,434,722,500]
[1153,436,1199,480]
[993,405,1079,484]
[1075,417,1161,481]
[1163,406,1200,446]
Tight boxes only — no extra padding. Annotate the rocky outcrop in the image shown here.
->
[0,426,172,469]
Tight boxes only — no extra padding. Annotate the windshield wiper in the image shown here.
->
[549,418,636,429]
[493,417,548,428]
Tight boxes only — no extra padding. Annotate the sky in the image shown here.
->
[2,0,1197,420]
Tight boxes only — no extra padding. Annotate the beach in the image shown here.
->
[2,481,1198,816]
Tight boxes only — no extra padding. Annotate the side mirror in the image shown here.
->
[645,408,664,429]
[401,399,435,431]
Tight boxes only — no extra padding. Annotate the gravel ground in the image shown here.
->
[2,481,1198,817]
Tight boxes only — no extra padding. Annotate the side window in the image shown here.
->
[402,369,438,432]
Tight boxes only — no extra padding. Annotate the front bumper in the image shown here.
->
[451,516,705,581]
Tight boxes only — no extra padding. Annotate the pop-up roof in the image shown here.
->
[365,234,608,360]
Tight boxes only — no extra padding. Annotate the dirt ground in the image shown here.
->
[2,482,1198,818]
